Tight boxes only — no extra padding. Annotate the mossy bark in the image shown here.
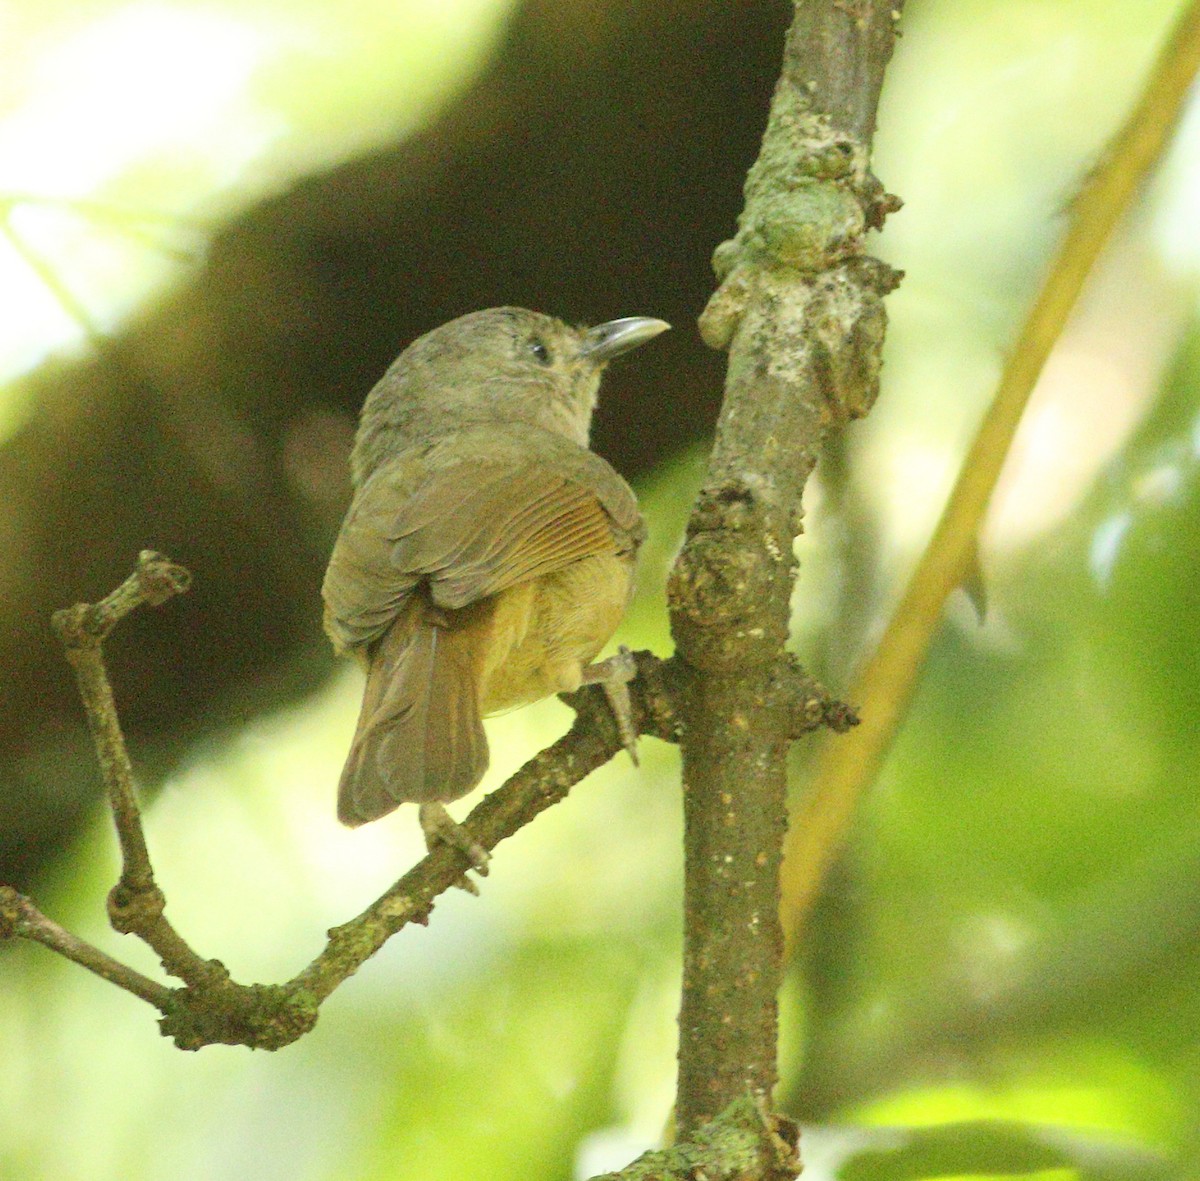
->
[669,0,904,1137]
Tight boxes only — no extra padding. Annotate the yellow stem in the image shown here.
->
[781,0,1200,948]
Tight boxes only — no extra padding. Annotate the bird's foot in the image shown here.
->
[581,646,640,766]
[418,803,490,895]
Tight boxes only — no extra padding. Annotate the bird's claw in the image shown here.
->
[582,646,640,766]
[418,802,490,894]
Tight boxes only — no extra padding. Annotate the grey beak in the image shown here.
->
[579,316,670,363]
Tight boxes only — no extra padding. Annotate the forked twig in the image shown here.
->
[5,552,850,1050]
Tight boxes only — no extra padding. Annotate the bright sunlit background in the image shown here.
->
[0,0,517,432]
[3,1,1200,1179]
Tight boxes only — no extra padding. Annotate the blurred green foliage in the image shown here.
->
[786,315,1200,1176]
[4,0,1200,1179]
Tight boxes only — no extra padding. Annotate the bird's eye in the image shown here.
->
[529,339,552,365]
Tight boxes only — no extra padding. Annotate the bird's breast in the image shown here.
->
[478,552,635,715]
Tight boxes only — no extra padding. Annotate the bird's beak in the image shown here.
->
[579,316,671,363]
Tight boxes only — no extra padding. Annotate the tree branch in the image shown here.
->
[591,1096,799,1181]
[24,551,681,1047]
[0,887,173,1009]
[668,0,903,1137]
[51,551,191,894]
[51,552,224,991]
[12,552,854,1054]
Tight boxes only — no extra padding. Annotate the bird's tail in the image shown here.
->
[337,605,489,826]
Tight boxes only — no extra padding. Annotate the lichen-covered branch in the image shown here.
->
[668,0,903,1138]
[590,1096,799,1181]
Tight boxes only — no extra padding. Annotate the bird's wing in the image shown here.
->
[322,428,642,651]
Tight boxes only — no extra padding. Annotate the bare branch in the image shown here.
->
[290,651,683,1006]
[0,887,172,1009]
[669,0,903,1137]
[11,554,701,1051]
[50,551,223,990]
[50,551,191,902]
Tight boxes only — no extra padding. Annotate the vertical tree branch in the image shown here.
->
[667,0,903,1136]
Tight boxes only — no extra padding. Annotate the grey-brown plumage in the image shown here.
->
[323,307,668,830]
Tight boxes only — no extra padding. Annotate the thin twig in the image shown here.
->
[779,0,1200,946]
[51,551,190,894]
[10,552,698,1050]
[291,651,683,1004]
[49,552,222,990]
[0,886,173,1009]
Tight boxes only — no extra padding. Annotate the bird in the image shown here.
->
[322,306,669,871]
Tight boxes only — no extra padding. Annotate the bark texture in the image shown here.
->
[669,0,903,1135]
